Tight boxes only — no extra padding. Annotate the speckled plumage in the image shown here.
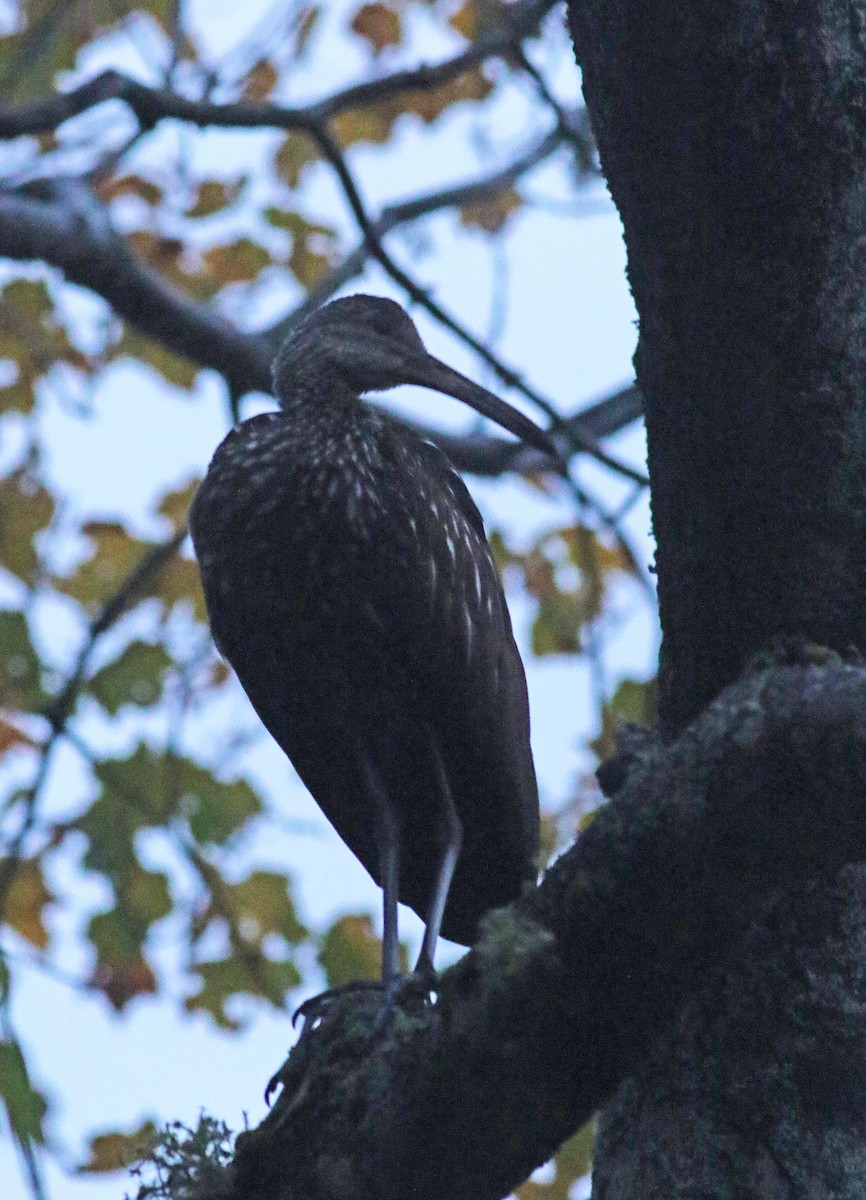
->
[190,296,541,954]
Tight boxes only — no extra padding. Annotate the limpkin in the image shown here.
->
[190,295,554,995]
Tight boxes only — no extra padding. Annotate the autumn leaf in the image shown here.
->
[319,913,407,987]
[203,238,271,286]
[88,640,173,714]
[239,59,278,101]
[184,955,300,1028]
[350,3,402,52]
[79,1121,158,1174]
[590,676,657,761]
[58,521,152,608]
[96,174,163,206]
[460,187,523,233]
[275,131,320,188]
[1,858,54,949]
[155,477,199,532]
[0,279,90,412]
[0,717,35,755]
[0,458,55,586]
[115,326,200,389]
[186,179,243,219]
[331,105,396,147]
[226,871,307,945]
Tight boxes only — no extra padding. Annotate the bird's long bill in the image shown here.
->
[408,356,559,461]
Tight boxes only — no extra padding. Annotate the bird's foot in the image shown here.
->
[291,979,383,1029]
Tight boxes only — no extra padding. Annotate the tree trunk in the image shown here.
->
[568,1,866,1192]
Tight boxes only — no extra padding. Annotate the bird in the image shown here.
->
[189,295,555,998]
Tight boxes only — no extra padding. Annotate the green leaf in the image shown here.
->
[175,757,262,845]
[0,458,55,586]
[89,640,173,714]
[185,955,300,1028]
[590,676,657,761]
[0,609,47,711]
[0,1040,47,1147]
[227,871,307,945]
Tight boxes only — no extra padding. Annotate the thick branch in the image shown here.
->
[0,182,273,396]
[570,1,866,734]
[204,654,866,1200]
[0,181,641,479]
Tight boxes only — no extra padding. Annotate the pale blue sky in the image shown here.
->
[0,2,651,1196]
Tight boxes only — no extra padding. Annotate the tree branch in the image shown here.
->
[0,0,557,139]
[193,652,866,1200]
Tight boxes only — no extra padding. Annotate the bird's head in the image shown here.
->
[272,295,558,459]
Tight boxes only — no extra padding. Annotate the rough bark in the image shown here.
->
[195,656,866,1199]
[567,1,866,1194]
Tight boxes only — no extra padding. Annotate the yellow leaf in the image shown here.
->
[79,1122,158,1175]
[202,238,271,286]
[460,187,523,233]
[331,105,396,147]
[116,327,199,389]
[275,131,320,188]
[2,859,54,950]
[350,2,402,52]
[155,477,200,531]
[58,522,151,608]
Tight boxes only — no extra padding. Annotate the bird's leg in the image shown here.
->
[361,755,402,995]
[290,754,402,1037]
[415,728,463,982]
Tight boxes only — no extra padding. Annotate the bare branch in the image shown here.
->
[0,0,557,140]
[0,182,273,395]
[277,124,570,328]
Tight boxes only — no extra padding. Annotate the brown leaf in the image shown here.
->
[0,717,35,754]
[1,858,54,950]
[240,59,278,101]
[295,5,321,55]
[350,2,402,52]
[186,179,243,219]
[96,174,163,206]
[460,187,523,233]
[90,955,158,1010]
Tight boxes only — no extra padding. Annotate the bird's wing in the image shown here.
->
[359,432,539,942]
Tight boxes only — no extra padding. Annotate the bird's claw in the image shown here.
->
[292,979,383,1029]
